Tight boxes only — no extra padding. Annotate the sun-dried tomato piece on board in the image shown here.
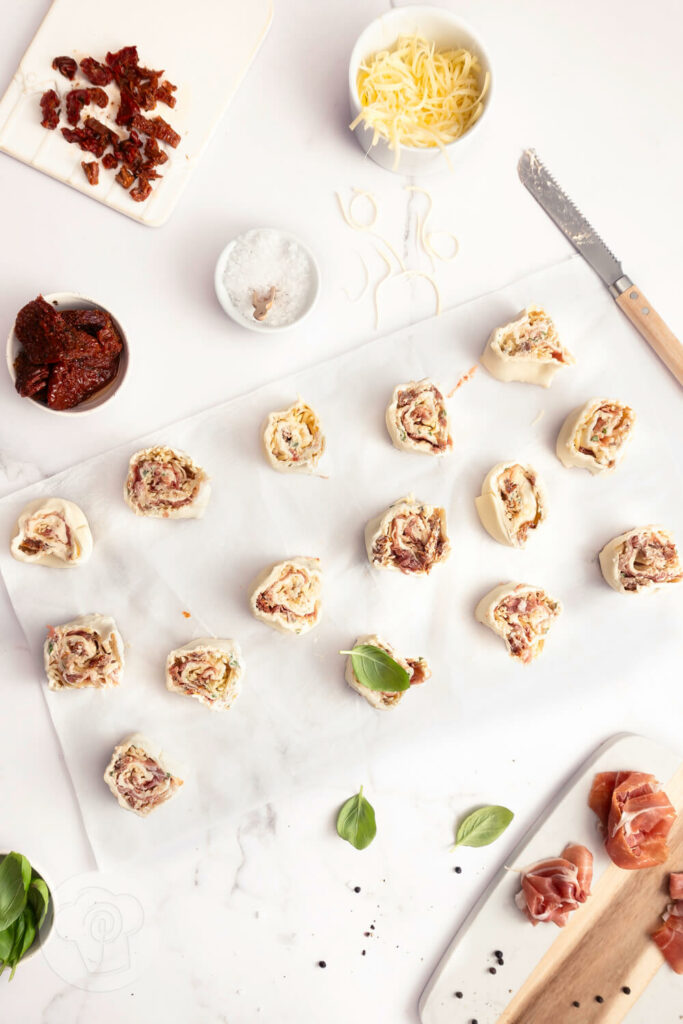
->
[52,56,77,80]
[131,113,180,147]
[81,161,100,185]
[47,358,119,410]
[15,296,71,364]
[130,175,153,202]
[65,87,108,125]
[61,125,108,158]
[115,165,135,190]
[14,351,50,399]
[106,45,140,76]
[143,136,168,166]
[79,57,114,86]
[40,90,60,129]
[102,152,119,170]
[155,80,177,108]
[115,87,140,127]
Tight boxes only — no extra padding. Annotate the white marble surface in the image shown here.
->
[0,0,682,1021]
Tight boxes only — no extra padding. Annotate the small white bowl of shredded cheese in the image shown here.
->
[214,228,320,333]
[348,6,493,175]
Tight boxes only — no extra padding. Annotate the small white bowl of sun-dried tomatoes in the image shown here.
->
[6,292,129,414]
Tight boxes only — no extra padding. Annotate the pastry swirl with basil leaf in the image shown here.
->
[385,378,452,455]
[342,635,430,709]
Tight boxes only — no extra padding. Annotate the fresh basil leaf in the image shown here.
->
[17,855,31,894]
[16,905,36,963]
[336,786,377,850]
[453,805,514,848]
[339,644,410,692]
[0,856,27,932]
[0,924,14,961]
[27,879,49,930]
[7,913,26,978]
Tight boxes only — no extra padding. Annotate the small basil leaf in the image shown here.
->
[0,857,27,932]
[28,879,49,930]
[340,645,410,692]
[336,786,377,850]
[17,856,31,894]
[453,805,514,848]
[0,924,14,961]
[16,906,36,963]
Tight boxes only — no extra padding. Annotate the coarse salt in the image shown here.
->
[222,229,315,328]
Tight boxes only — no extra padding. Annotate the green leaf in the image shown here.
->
[16,906,36,963]
[0,924,14,961]
[17,856,31,894]
[336,786,377,850]
[453,805,514,849]
[0,856,28,932]
[339,645,410,692]
[27,879,49,930]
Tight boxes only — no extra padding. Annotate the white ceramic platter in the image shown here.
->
[419,732,682,1024]
[0,0,273,226]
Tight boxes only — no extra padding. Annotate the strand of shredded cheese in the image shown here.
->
[342,252,370,302]
[350,36,489,168]
[374,249,393,330]
[335,189,406,271]
[374,260,441,329]
[405,185,460,264]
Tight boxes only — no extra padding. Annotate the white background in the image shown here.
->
[0,1,681,1021]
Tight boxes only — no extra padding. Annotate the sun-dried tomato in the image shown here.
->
[47,358,119,410]
[65,87,108,126]
[115,87,140,127]
[131,113,180,148]
[130,175,152,202]
[155,80,177,108]
[14,296,71,364]
[61,125,108,158]
[79,57,114,86]
[81,161,99,185]
[61,308,108,332]
[138,162,162,180]
[106,45,139,76]
[59,312,123,366]
[40,90,60,129]
[14,351,50,399]
[115,165,135,189]
[143,135,168,166]
[102,152,119,170]
[52,56,77,80]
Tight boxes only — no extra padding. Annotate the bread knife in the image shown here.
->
[518,149,683,386]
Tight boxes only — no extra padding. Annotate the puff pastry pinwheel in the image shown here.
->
[262,398,326,473]
[10,497,92,567]
[124,445,210,519]
[365,495,450,575]
[385,378,452,456]
[599,526,682,595]
[475,583,562,664]
[475,462,547,548]
[344,634,431,709]
[44,613,124,690]
[166,638,244,711]
[104,734,183,816]
[250,557,322,635]
[481,305,575,387]
[556,398,635,474]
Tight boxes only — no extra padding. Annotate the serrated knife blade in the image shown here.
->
[517,149,683,386]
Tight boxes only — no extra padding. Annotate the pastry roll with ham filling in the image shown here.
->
[250,557,322,635]
[475,462,547,547]
[599,526,682,595]
[588,770,676,869]
[166,638,244,711]
[515,843,593,927]
[124,445,210,519]
[262,398,325,473]
[475,583,561,663]
[556,398,635,474]
[365,495,450,575]
[344,634,431,709]
[104,734,183,816]
[44,613,124,690]
[385,378,452,455]
[10,497,93,567]
[481,305,574,387]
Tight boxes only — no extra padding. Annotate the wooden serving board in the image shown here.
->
[0,0,273,226]
[419,734,683,1024]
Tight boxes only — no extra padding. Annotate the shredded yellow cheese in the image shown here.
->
[350,36,489,166]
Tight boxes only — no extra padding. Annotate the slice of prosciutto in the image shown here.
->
[515,843,593,927]
[104,734,183,816]
[588,770,676,869]
[475,582,561,664]
[250,557,322,635]
[365,494,450,575]
[652,901,683,974]
[669,872,683,901]
[599,526,682,595]
[385,378,453,456]
[124,445,211,519]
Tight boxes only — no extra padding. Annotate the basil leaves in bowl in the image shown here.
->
[0,852,53,979]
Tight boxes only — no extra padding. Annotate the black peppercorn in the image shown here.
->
[572,1001,580,1008]
[353,886,361,893]
[489,967,497,975]
[595,995,604,1004]
[454,991,463,999]
[318,961,326,969]
[494,950,503,957]
[454,866,462,873]
[622,986,631,995]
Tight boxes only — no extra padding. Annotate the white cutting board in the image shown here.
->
[0,0,273,226]
[419,733,682,1024]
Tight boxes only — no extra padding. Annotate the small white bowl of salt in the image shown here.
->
[215,228,320,332]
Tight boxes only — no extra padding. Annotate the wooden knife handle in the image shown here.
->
[615,284,683,386]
